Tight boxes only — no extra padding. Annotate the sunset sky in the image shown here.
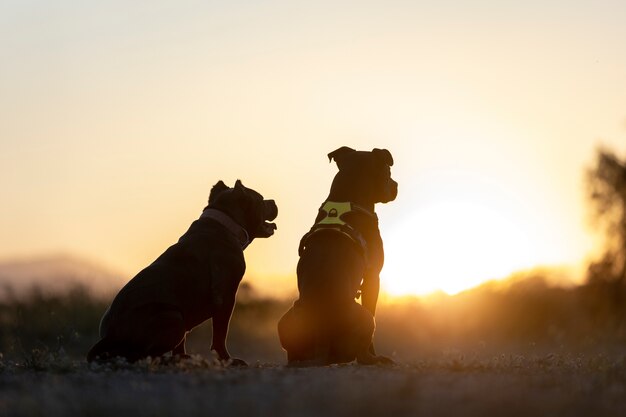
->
[1,1,625,296]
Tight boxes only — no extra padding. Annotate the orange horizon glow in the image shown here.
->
[379,169,595,296]
[1,2,625,297]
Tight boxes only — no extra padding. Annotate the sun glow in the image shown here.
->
[381,201,539,296]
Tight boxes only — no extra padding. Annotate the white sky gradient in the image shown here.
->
[1,1,625,295]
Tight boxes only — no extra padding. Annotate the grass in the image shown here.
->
[1,278,626,416]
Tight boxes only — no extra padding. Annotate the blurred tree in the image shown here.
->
[586,147,626,289]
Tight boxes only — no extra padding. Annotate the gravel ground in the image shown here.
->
[1,354,625,417]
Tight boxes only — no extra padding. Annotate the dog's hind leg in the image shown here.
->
[278,304,321,365]
[279,303,337,366]
[328,302,376,364]
[86,336,117,362]
[278,305,305,362]
[87,304,186,362]
[136,306,186,359]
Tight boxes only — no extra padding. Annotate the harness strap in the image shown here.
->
[298,201,373,265]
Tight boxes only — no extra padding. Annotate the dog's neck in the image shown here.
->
[325,198,376,217]
[349,202,377,218]
[326,193,376,214]
[327,175,382,213]
[200,208,250,249]
[320,200,378,224]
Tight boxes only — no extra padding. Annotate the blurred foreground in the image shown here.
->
[1,358,625,417]
[1,275,626,417]
[1,271,625,364]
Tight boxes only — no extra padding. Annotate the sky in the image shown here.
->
[1,1,625,296]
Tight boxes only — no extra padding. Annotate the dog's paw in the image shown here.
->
[224,357,248,367]
[287,358,329,368]
[357,353,395,366]
[373,355,395,365]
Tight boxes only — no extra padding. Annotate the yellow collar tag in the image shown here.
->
[317,201,353,226]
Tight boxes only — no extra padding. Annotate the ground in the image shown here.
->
[1,353,625,417]
[2,286,626,416]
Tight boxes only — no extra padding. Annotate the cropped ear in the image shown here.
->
[328,146,356,170]
[234,179,247,194]
[208,180,230,203]
[372,148,394,167]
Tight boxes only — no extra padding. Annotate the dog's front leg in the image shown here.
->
[361,271,380,326]
[359,272,394,365]
[211,295,248,366]
[172,333,190,359]
[361,272,380,356]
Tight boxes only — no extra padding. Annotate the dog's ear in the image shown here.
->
[372,148,394,167]
[234,179,247,194]
[209,180,229,203]
[328,146,356,169]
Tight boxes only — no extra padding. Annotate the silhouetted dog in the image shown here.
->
[87,180,277,365]
[278,147,397,365]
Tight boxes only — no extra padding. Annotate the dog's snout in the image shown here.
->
[390,179,398,196]
[385,179,398,202]
[264,200,278,221]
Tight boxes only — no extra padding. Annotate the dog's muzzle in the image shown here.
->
[257,199,278,237]
[382,179,398,203]
[264,199,278,222]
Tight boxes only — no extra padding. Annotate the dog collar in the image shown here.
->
[200,208,250,249]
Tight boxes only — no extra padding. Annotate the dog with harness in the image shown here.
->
[278,146,398,365]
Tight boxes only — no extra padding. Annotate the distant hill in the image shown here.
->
[0,253,127,299]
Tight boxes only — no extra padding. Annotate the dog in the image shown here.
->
[87,180,277,365]
[278,146,397,365]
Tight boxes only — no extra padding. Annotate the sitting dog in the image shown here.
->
[87,180,277,365]
[278,146,397,365]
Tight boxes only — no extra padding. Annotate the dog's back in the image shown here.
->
[100,217,245,336]
[88,180,277,364]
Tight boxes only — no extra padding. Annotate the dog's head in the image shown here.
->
[207,180,278,239]
[328,146,398,204]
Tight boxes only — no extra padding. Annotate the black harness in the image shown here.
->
[298,201,377,266]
